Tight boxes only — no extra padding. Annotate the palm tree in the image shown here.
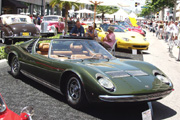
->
[50,0,81,33]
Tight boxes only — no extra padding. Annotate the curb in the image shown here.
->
[0,59,7,64]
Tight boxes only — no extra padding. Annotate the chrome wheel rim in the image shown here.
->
[11,57,20,75]
[67,77,81,104]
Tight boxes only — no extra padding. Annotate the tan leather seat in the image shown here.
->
[37,43,50,56]
[70,43,90,59]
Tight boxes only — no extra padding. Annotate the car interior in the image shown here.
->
[36,40,107,60]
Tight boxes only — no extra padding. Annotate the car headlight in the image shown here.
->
[96,73,115,92]
[156,75,171,84]
[0,97,6,113]
[122,38,129,42]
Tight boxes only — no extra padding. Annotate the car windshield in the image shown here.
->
[50,40,114,60]
[118,22,131,27]
[102,25,125,32]
[5,16,32,24]
[43,17,58,21]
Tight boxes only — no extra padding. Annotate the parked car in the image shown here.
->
[0,93,34,120]
[5,38,173,109]
[0,14,40,44]
[118,22,146,37]
[39,15,65,36]
[97,25,149,50]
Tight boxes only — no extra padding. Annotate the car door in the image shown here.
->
[21,41,63,88]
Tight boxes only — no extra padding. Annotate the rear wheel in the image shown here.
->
[66,75,87,109]
[10,56,21,78]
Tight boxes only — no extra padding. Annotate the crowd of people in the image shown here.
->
[143,20,180,60]
[145,21,180,52]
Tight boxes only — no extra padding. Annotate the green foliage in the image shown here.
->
[0,46,7,60]
[50,0,81,33]
[48,33,62,39]
[96,6,118,21]
[15,41,25,45]
[140,0,176,17]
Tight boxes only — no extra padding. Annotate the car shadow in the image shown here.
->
[152,102,177,120]
[10,72,176,120]
[142,51,150,55]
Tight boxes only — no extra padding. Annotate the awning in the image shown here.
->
[3,0,28,8]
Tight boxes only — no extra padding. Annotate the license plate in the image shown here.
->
[22,32,30,36]
[142,109,152,120]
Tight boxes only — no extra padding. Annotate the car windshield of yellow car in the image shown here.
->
[50,40,113,60]
[102,25,125,32]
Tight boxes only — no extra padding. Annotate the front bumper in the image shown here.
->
[4,36,39,39]
[99,90,172,102]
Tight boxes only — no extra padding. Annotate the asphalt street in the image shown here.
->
[0,32,177,120]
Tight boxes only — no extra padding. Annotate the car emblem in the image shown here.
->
[22,29,27,31]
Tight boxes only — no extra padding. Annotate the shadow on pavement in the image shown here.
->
[12,72,176,120]
[142,51,150,55]
[153,102,177,120]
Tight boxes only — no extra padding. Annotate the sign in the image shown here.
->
[142,109,152,120]
[141,6,148,8]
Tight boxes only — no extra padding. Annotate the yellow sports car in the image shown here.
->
[97,25,149,50]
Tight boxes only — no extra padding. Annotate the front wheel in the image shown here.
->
[10,56,21,78]
[66,75,87,109]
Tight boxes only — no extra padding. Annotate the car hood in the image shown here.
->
[8,23,37,34]
[78,59,172,94]
[114,31,148,43]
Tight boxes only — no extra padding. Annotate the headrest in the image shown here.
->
[70,43,83,52]
[39,43,50,52]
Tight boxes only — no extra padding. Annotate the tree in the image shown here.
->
[96,6,118,22]
[140,0,176,18]
[50,0,80,33]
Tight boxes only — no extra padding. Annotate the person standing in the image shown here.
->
[165,22,171,42]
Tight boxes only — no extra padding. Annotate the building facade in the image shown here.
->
[0,0,62,16]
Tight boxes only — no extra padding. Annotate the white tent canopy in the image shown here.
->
[74,9,95,13]
[112,9,129,21]
[61,0,129,7]
[129,12,137,18]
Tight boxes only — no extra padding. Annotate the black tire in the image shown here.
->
[10,56,21,78]
[66,74,87,109]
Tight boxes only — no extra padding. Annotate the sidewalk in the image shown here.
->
[143,30,180,120]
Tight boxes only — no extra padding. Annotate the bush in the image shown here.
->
[0,46,7,60]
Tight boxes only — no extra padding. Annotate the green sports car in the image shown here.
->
[5,38,173,109]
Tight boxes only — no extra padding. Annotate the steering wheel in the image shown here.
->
[91,53,104,59]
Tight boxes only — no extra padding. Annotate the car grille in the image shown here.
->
[41,22,48,32]
[133,45,147,48]
[106,71,130,78]
[125,70,148,76]
[106,70,148,78]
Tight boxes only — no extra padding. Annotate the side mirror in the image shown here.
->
[96,28,102,32]
[20,106,34,120]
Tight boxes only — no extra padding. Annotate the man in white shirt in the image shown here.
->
[169,22,179,52]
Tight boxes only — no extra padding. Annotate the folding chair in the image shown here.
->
[109,40,117,56]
